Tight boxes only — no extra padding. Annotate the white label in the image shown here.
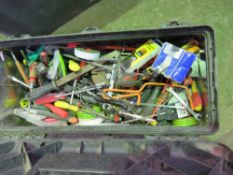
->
[175,102,189,118]
[163,43,183,59]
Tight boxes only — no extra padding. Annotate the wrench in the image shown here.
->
[166,87,201,120]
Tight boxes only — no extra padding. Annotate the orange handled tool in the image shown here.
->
[10,51,29,84]
[198,79,208,110]
[182,40,200,54]
[102,82,194,108]
[43,116,78,124]
[29,62,38,88]
[152,87,170,115]
[191,80,202,111]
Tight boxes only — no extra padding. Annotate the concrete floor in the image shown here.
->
[1,0,233,149]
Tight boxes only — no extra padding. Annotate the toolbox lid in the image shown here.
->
[0,137,232,175]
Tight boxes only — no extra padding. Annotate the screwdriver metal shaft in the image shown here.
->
[8,75,32,89]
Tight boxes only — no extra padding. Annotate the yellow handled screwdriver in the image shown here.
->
[54,100,79,112]
[10,51,30,85]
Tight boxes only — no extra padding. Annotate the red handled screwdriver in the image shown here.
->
[35,92,66,105]
[44,103,68,118]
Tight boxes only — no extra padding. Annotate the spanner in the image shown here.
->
[166,87,201,120]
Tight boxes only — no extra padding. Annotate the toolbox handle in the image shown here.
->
[162,20,190,28]
[81,27,101,34]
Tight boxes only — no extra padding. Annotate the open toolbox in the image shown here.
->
[0,25,218,134]
[0,25,230,175]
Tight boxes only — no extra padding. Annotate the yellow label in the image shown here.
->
[130,40,160,68]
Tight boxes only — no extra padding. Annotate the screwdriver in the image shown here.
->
[8,75,32,89]
[191,80,202,111]
[44,103,68,118]
[54,100,79,112]
[29,108,78,124]
[29,62,38,88]
[10,51,30,84]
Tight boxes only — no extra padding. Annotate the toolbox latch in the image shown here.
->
[81,27,100,34]
[168,20,183,26]
[162,20,190,28]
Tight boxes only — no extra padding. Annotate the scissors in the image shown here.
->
[102,82,194,109]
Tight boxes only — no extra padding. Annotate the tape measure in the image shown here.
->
[74,48,100,60]
[126,39,160,73]
[172,117,198,127]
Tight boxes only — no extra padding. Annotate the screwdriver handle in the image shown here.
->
[15,60,30,84]
[29,62,38,88]
[44,103,68,118]
[10,51,30,84]
[54,100,79,112]
[35,92,66,105]
[30,81,57,100]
